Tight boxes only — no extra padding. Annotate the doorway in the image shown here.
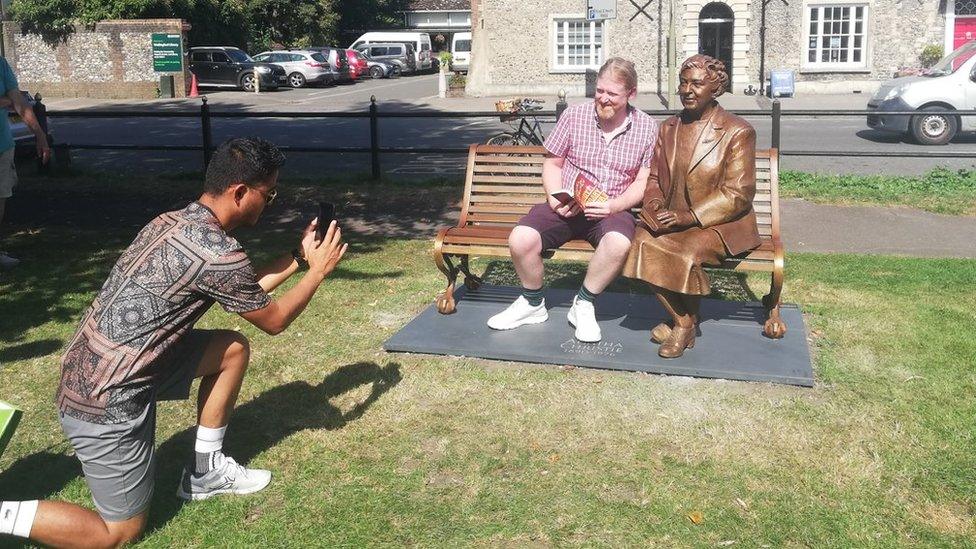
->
[698,2,734,89]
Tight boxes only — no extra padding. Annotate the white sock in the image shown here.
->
[195,424,227,454]
[0,500,38,538]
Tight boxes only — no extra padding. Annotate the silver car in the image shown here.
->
[252,50,336,88]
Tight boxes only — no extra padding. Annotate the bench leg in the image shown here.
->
[761,269,787,339]
[435,254,461,315]
[459,256,483,290]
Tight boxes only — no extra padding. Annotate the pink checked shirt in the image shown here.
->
[544,103,658,198]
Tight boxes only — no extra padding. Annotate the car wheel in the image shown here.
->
[910,107,958,145]
[240,73,256,92]
[289,72,307,88]
[370,66,384,79]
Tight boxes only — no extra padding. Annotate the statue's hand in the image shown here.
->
[655,209,696,229]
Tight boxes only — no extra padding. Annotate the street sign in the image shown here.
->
[587,0,616,20]
[152,33,183,73]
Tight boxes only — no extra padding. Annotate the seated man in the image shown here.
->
[1,137,347,548]
[487,57,658,342]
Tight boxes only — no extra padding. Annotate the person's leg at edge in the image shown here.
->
[2,500,147,549]
[192,330,251,474]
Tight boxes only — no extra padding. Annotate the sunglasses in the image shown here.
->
[253,186,278,205]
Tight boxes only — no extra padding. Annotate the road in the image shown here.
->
[44,73,976,178]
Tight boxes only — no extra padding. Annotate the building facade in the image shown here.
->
[467,0,973,96]
[404,0,472,52]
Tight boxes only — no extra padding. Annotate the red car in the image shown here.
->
[345,49,368,80]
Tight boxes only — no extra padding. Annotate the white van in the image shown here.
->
[451,32,471,72]
[350,32,433,71]
[867,40,976,145]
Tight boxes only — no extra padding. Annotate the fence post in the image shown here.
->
[370,95,380,180]
[771,99,781,151]
[201,96,212,170]
[556,88,567,121]
[33,92,52,173]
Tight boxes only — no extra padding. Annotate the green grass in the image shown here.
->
[780,167,976,216]
[1,174,974,547]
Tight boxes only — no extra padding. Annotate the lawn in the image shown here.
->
[0,172,974,547]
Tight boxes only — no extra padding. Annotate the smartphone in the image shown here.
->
[316,201,336,241]
[550,190,575,205]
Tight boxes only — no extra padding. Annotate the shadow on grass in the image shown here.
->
[0,361,402,541]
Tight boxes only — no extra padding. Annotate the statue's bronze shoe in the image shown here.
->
[658,326,696,358]
[650,323,672,344]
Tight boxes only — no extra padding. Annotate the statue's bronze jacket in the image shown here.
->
[640,105,761,256]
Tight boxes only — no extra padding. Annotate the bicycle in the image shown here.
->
[487,98,547,146]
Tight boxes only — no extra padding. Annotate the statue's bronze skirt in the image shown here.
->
[623,224,727,295]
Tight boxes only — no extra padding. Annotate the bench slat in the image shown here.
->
[473,164,544,175]
[475,154,547,164]
[471,175,546,184]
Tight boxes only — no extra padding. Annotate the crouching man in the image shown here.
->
[487,57,658,342]
[1,137,347,548]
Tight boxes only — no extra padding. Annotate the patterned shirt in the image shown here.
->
[544,103,658,198]
[57,202,271,424]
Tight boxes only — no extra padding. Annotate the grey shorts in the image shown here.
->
[58,330,213,522]
[0,148,16,199]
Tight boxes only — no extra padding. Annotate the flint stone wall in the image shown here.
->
[2,19,189,99]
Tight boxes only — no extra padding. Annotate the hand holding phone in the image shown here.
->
[315,201,336,241]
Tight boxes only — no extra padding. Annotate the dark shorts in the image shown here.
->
[59,329,214,522]
[517,202,637,251]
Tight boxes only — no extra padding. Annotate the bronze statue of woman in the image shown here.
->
[623,54,761,358]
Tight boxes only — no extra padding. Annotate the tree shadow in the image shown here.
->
[0,361,401,543]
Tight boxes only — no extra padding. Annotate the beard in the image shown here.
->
[596,102,617,120]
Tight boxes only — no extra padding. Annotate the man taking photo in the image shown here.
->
[1,137,346,548]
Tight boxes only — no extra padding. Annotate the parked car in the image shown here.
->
[252,50,335,88]
[350,31,432,71]
[355,43,416,74]
[309,46,352,83]
[451,32,471,72]
[867,40,976,145]
[344,49,368,80]
[188,46,287,91]
[360,52,401,79]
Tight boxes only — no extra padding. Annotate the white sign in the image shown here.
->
[587,0,616,20]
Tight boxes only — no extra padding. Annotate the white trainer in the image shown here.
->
[0,252,20,269]
[177,453,272,501]
[487,295,548,330]
[567,296,601,342]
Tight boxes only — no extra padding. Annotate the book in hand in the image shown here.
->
[0,400,22,459]
[573,173,610,206]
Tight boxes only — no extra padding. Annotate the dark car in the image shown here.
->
[309,46,353,83]
[188,46,287,91]
[361,52,401,79]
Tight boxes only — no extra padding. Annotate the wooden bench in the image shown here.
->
[432,144,787,339]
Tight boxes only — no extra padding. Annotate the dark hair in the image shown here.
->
[680,54,729,97]
[204,137,286,195]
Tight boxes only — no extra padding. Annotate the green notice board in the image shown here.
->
[0,400,22,459]
[152,33,183,72]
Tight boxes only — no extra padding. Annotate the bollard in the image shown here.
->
[771,99,781,151]
[201,97,213,170]
[556,88,567,121]
[369,95,380,180]
[254,71,260,93]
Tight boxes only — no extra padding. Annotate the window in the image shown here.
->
[455,40,471,52]
[805,5,868,68]
[552,18,604,71]
[211,52,230,63]
[371,47,388,56]
[190,52,210,62]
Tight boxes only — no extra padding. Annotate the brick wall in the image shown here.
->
[2,19,191,99]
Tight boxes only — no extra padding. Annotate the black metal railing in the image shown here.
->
[38,95,976,179]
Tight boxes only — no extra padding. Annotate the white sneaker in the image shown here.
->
[177,453,272,501]
[0,252,19,269]
[567,296,601,342]
[487,295,548,330]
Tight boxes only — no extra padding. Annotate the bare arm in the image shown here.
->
[255,253,300,292]
[239,220,347,335]
[8,89,50,161]
[542,154,580,217]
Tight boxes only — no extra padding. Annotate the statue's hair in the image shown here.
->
[680,54,729,97]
